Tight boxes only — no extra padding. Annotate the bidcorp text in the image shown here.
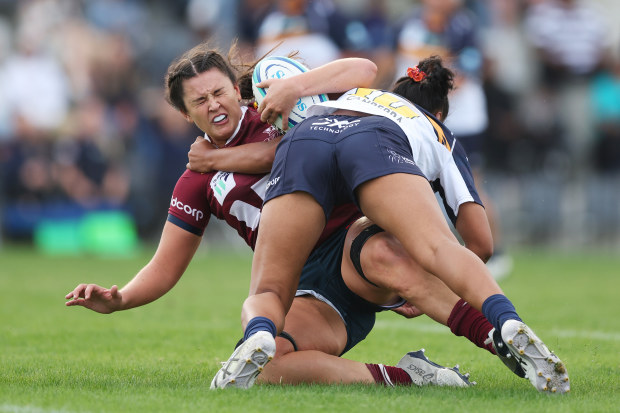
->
[170,197,204,221]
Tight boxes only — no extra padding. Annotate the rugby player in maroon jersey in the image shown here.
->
[67,43,534,390]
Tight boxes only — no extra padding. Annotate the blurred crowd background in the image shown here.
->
[0,0,619,255]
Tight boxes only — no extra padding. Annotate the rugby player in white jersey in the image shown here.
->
[213,55,570,394]
[65,42,533,390]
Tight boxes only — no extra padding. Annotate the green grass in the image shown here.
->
[1,245,619,412]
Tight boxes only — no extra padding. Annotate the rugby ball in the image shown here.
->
[252,56,328,130]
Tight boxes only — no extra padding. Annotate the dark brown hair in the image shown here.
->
[164,41,257,114]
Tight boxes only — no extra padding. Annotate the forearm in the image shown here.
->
[208,139,279,174]
[119,222,201,310]
[291,58,378,97]
[188,137,281,174]
[455,202,493,262]
[118,261,182,310]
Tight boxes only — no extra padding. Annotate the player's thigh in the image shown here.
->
[341,216,465,324]
[357,173,458,259]
[341,217,407,306]
[278,296,347,358]
[250,192,326,300]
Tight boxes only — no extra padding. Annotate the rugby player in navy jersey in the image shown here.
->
[66,42,526,389]
[211,54,570,393]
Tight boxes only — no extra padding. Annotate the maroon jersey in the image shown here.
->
[167,106,361,249]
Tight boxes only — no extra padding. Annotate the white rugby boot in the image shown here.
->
[501,320,570,394]
[485,327,526,378]
[396,349,474,387]
[210,331,276,389]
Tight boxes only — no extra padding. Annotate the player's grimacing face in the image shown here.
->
[181,68,243,146]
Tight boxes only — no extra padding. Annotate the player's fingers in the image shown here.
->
[260,108,271,124]
[84,284,95,300]
[66,284,86,300]
[110,285,119,298]
[256,79,272,89]
[280,113,289,131]
[194,135,204,142]
[256,101,265,116]
[267,106,283,124]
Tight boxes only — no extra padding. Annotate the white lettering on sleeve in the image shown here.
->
[170,197,204,221]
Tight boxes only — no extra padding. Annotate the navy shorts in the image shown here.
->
[297,225,384,355]
[265,115,425,218]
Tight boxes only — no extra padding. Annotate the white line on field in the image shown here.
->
[0,405,81,413]
[374,319,620,341]
[550,328,620,341]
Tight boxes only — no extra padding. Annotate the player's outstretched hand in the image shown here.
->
[255,78,299,130]
[65,284,122,314]
[391,301,424,319]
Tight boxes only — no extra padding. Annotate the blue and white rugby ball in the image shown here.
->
[252,56,328,130]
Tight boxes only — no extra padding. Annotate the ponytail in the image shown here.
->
[391,56,454,118]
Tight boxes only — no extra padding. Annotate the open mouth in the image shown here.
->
[213,114,227,124]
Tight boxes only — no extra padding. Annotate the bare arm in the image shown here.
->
[187,58,377,172]
[454,202,493,262]
[117,222,201,309]
[257,57,378,127]
[65,222,202,312]
[187,136,281,174]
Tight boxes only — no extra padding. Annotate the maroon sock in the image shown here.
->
[447,298,495,354]
[365,363,413,386]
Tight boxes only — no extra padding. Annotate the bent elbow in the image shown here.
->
[477,243,494,263]
[466,240,493,263]
[359,59,378,87]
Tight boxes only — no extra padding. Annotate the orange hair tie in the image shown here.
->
[407,66,426,82]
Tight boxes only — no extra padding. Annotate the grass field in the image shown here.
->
[1,244,619,412]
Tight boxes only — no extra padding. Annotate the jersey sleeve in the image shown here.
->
[432,139,482,225]
[167,170,211,236]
